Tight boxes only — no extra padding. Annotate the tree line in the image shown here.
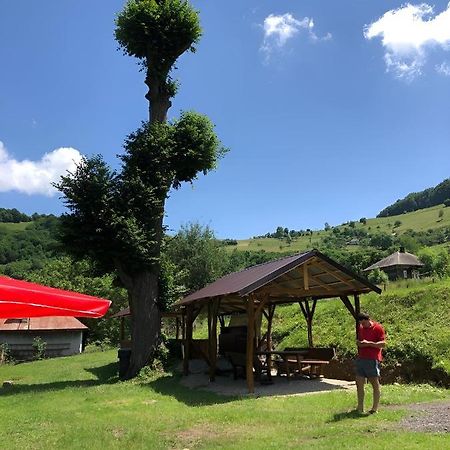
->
[378,178,450,217]
[0,208,54,223]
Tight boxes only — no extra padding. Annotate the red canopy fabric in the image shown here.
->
[0,276,111,318]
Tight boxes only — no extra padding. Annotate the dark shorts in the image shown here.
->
[355,359,380,378]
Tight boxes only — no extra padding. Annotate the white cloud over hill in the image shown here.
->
[365,3,450,80]
[0,141,83,196]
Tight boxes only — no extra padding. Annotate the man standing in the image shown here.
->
[355,312,386,414]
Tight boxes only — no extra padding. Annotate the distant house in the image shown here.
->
[0,317,87,360]
[363,247,424,280]
[346,238,360,246]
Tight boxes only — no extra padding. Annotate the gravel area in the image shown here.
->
[399,400,450,433]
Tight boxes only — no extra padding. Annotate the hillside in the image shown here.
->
[378,178,450,217]
[0,217,61,278]
[231,203,450,254]
[273,277,450,384]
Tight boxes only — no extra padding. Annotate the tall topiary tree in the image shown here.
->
[57,0,226,378]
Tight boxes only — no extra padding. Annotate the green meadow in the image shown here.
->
[1,350,449,450]
[232,204,450,253]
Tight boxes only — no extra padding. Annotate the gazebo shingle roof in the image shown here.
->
[364,251,424,272]
[175,250,381,313]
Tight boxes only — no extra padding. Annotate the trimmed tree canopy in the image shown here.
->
[115,0,201,72]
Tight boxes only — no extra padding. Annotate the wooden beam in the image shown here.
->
[272,272,332,291]
[263,287,329,297]
[340,295,357,319]
[303,263,309,290]
[314,261,356,289]
[246,295,255,393]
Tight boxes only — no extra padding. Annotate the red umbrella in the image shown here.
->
[0,276,111,318]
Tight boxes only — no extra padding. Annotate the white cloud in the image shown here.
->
[364,3,450,80]
[436,61,450,75]
[0,141,83,196]
[261,13,331,60]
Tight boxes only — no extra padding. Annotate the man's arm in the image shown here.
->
[357,339,385,349]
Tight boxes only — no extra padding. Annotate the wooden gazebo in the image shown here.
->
[175,249,381,393]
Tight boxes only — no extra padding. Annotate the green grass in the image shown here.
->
[230,204,450,253]
[0,350,449,449]
[0,222,30,232]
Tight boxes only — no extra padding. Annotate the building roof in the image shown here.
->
[0,316,88,332]
[174,250,381,314]
[364,251,424,271]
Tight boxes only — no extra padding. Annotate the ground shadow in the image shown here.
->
[144,373,238,407]
[0,362,118,397]
[329,410,370,422]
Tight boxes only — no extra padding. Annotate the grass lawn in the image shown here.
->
[1,350,449,449]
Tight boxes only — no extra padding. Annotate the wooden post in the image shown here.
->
[354,294,361,340]
[175,317,179,340]
[208,298,220,382]
[340,295,359,340]
[183,304,193,376]
[266,304,275,373]
[246,295,255,393]
[181,312,186,340]
[299,298,317,347]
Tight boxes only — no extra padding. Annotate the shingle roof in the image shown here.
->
[364,251,424,271]
[0,316,88,332]
[175,250,381,312]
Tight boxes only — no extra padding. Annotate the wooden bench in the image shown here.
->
[275,347,335,379]
[225,351,267,381]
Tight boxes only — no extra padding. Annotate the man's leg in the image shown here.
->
[355,375,366,413]
[368,377,380,412]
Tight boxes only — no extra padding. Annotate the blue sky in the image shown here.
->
[1,1,449,239]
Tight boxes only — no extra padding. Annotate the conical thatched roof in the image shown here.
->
[364,250,424,271]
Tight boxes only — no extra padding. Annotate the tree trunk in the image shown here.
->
[145,70,171,124]
[124,270,161,379]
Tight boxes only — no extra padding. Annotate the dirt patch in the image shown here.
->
[175,425,215,448]
[170,424,249,450]
[397,400,450,433]
[111,427,125,439]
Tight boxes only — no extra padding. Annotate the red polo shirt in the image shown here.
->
[358,321,385,361]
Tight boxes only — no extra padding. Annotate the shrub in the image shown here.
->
[0,343,13,364]
[367,268,389,285]
[32,336,47,360]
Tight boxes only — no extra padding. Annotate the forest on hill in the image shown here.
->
[378,178,450,217]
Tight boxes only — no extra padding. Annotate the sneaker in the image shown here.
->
[368,409,378,414]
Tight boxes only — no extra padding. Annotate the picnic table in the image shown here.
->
[256,350,331,381]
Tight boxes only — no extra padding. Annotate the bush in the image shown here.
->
[0,343,13,364]
[367,268,389,285]
[32,336,47,360]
